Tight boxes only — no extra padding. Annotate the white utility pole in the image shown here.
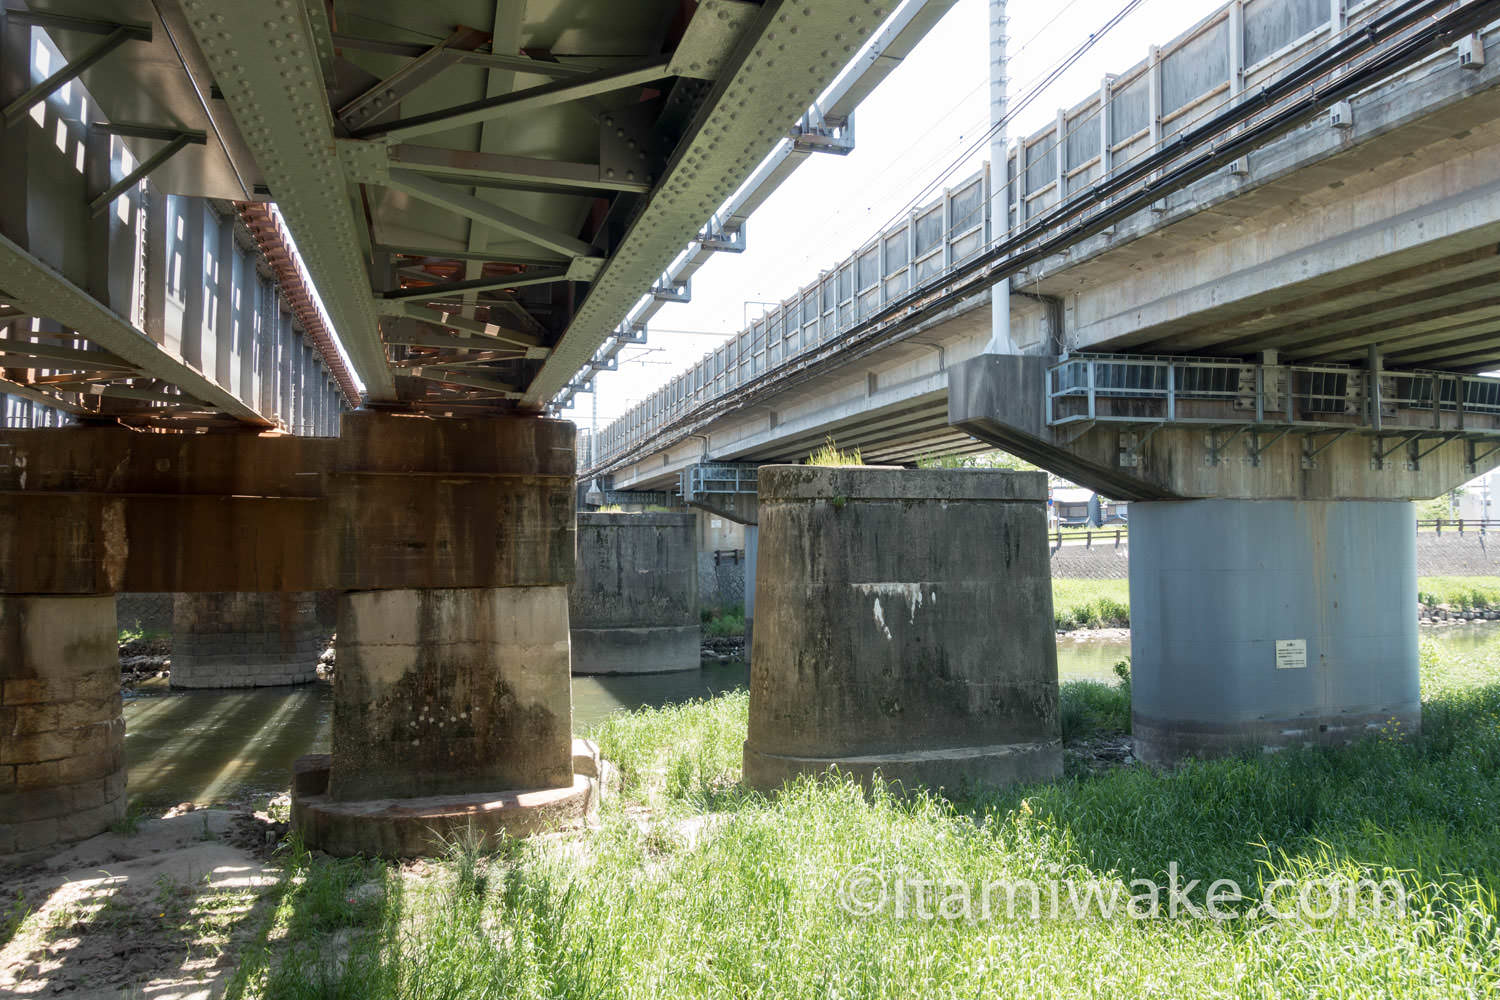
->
[986,0,1013,354]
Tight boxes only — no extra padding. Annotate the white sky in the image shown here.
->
[554,0,1216,430]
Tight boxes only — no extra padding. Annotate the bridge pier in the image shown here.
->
[570,513,699,674]
[170,592,331,689]
[951,352,1500,765]
[0,595,125,855]
[1,414,595,858]
[743,466,1061,792]
[1129,499,1419,764]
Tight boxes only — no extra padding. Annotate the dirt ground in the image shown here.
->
[0,809,285,999]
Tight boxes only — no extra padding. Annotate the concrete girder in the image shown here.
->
[522,0,907,407]
[0,231,270,425]
[176,0,395,403]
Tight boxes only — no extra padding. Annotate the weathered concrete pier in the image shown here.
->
[570,512,699,674]
[743,466,1061,792]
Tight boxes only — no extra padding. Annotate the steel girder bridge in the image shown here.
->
[0,0,954,429]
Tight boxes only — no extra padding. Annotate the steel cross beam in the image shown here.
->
[378,301,546,352]
[88,128,207,215]
[177,0,395,402]
[381,266,572,302]
[330,32,598,79]
[1,17,152,125]
[336,26,491,132]
[0,232,270,425]
[354,58,672,142]
[522,0,903,407]
[387,143,653,195]
[383,169,597,259]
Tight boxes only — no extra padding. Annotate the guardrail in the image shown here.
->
[1047,355,1500,439]
[580,0,1478,474]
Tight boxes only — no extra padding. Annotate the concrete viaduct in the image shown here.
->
[584,0,1500,761]
[3,0,1500,856]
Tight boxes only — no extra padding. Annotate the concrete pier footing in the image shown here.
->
[170,591,330,688]
[743,466,1062,793]
[1129,499,1421,765]
[570,513,699,674]
[0,595,126,857]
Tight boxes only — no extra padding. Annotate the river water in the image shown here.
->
[119,628,1494,809]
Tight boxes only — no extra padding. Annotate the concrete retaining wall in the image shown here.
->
[171,592,331,688]
[116,593,174,635]
[698,550,747,609]
[570,513,699,674]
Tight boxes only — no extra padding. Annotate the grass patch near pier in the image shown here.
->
[239,635,1500,1000]
[1050,576,1500,630]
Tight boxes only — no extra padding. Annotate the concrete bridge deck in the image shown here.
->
[584,0,1500,492]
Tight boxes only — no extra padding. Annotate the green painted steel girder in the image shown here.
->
[176,0,396,403]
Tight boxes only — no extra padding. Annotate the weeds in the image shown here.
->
[109,798,147,836]
[805,436,862,467]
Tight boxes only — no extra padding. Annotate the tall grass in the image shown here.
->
[805,436,863,467]
[249,637,1500,1000]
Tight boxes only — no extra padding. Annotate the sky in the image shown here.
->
[553,0,1216,431]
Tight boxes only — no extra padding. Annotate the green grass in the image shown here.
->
[1052,578,1131,629]
[806,436,863,467]
[1059,660,1132,740]
[238,637,1500,999]
[1416,576,1500,610]
[117,621,169,646]
[701,603,746,639]
[1051,576,1500,628]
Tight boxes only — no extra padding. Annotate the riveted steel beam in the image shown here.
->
[337,26,490,132]
[177,0,395,402]
[522,0,905,407]
[0,232,270,424]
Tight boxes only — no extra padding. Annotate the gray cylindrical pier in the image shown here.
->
[570,512,699,674]
[744,466,1062,792]
[1129,499,1420,765]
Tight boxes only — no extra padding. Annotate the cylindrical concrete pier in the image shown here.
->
[0,595,126,856]
[570,512,699,674]
[171,591,332,688]
[1129,499,1420,765]
[744,466,1062,792]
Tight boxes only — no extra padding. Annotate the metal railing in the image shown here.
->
[581,0,1485,474]
[1046,355,1500,438]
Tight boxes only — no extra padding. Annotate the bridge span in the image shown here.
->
[586,0,1500,495]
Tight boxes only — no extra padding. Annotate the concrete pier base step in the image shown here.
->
[1133,709,1421,766]
[570,624,701,674]
[290,739,614,858]
[742,740,1063,794]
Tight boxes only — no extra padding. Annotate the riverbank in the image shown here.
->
[11,630,1498,997]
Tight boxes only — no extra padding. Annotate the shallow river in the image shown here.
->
[120,627,1494,809]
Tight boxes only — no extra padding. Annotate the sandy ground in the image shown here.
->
[0,810,283,1000]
